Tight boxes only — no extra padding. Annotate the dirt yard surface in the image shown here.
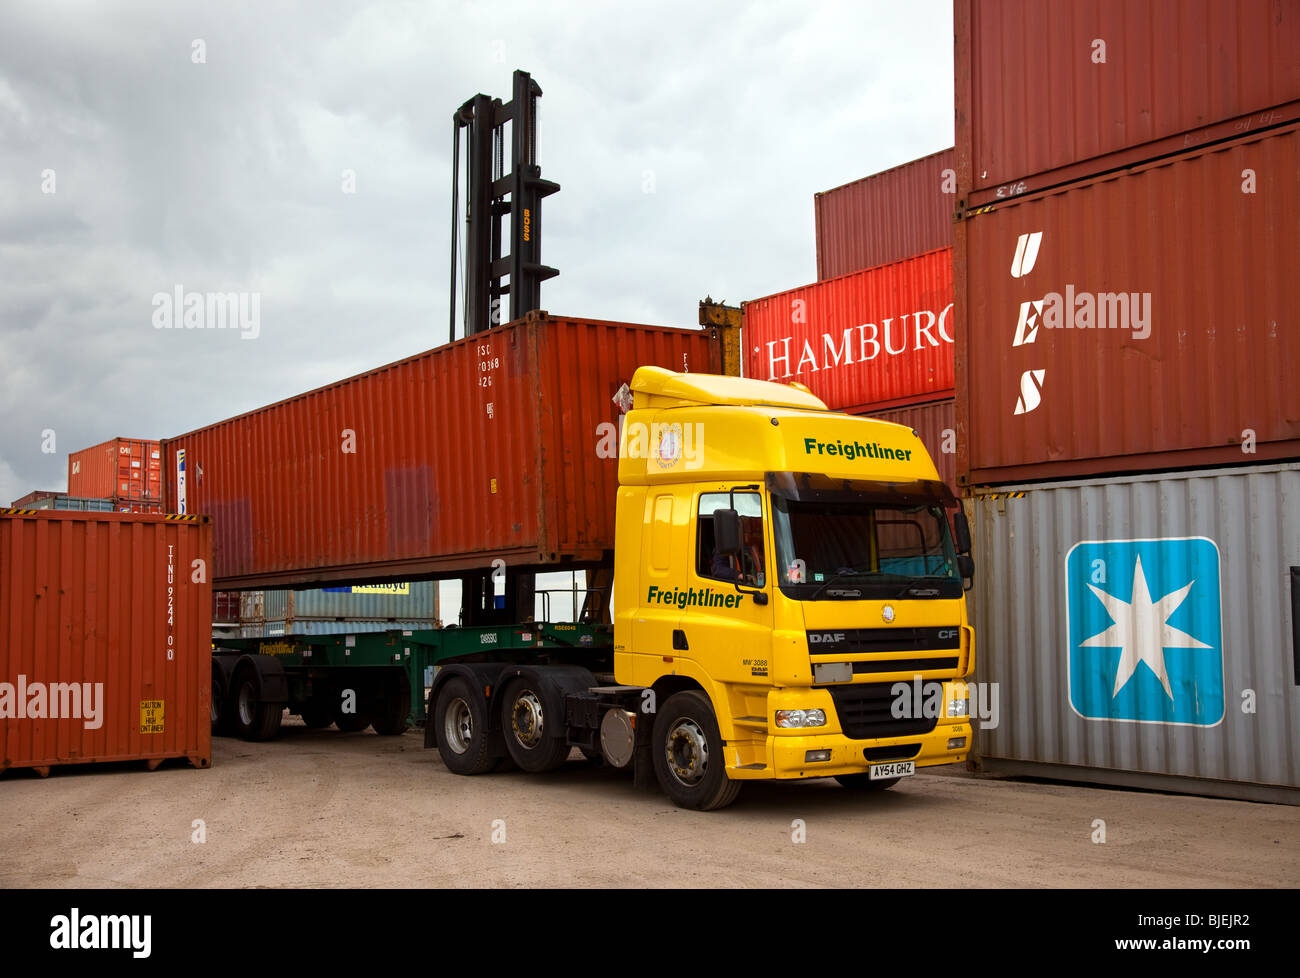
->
[2,718,1297,888]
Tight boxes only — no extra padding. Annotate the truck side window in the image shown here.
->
[696,492,765,587]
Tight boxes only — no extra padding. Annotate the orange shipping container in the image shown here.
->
[0,510,212,775]
[162,312,721,589]
[68,438,162,502]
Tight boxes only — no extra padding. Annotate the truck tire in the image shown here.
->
[652,691,742,811]
[500,677,571,773]
[232,672,283,741]
[433,677,499,775]
[834,774,900,791]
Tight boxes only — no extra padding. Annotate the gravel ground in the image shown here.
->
[2,717,1297,888]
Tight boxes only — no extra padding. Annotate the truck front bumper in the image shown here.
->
[731,719,972,780]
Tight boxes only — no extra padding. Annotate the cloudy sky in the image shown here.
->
[0,0,953,505]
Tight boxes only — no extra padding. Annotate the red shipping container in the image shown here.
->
[857,398,958,497]
[743,249,954,413]
[956,123,1300,486]
[955,0,1300,200]
[815,148,955,280]
[162,312,721,589]
[0,509,212,775]
[68,438,162,503]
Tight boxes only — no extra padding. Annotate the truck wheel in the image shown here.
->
[370,677,411,736]
[834,774,900,791]
[299,701,334,729]
[232,672,283,741]
[652,691,742,811]
[433,678,499,775]
[500,678,571,773]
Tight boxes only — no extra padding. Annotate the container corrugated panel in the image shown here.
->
[162,313,720,589]
[957,123,1300,487]
[240,582,438,621]
[815,148,955,280]
[743,249,953,413]
[241,620,439,638]
[0,509,212,774]
[955,0,1300,196]
[969,462,1300,803]
[68,438,162,503]
[856,399,957,497]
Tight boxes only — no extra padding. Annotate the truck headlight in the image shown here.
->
[775,709,827,728]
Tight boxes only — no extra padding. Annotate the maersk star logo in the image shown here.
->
[1066,538,1224,726]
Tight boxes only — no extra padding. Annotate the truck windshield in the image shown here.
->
[767,473,962,600]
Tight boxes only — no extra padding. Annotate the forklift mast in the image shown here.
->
[449,68,560,340]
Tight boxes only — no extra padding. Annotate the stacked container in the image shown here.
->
[745,149,958,493]
[68,438,163,514]
[954,0,1300,802]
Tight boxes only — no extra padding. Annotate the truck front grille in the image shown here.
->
[821,682,938,740]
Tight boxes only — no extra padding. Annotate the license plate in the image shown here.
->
[870,761,915,780]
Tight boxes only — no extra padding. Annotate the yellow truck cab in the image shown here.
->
[613,367,974,809]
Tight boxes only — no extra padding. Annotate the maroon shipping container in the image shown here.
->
[956,122,1300,487]
[0,509,212,775]
[68,437,162,503]
[743,248,954,413]
[857,399,957,497]
[815,148,955,280]
[162,312,721,589]
[955,0,1300,201]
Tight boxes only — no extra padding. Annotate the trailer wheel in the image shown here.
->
[370,676,411,736]
[500,678,571,773]
[432,678,499,775]
[299,700,334,729]
[834,774,900,791]
[232,672,283,741]
[334,708,372,733]
[652,691,742,811]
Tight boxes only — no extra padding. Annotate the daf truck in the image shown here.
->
[419,366,976,810]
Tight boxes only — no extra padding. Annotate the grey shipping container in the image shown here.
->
[239,620,441,639]
[968,462,1300,804]
[11,494,115,512]
[239,582,439,623]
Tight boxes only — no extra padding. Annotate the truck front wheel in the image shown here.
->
[433,677,499,775]
[652,691,742,811]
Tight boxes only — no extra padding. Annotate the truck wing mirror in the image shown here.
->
[957,554,975,591]
[953,509,972,555]
[713,508,742,556]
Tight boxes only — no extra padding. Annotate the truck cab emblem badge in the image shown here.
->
[882,605,896,623]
